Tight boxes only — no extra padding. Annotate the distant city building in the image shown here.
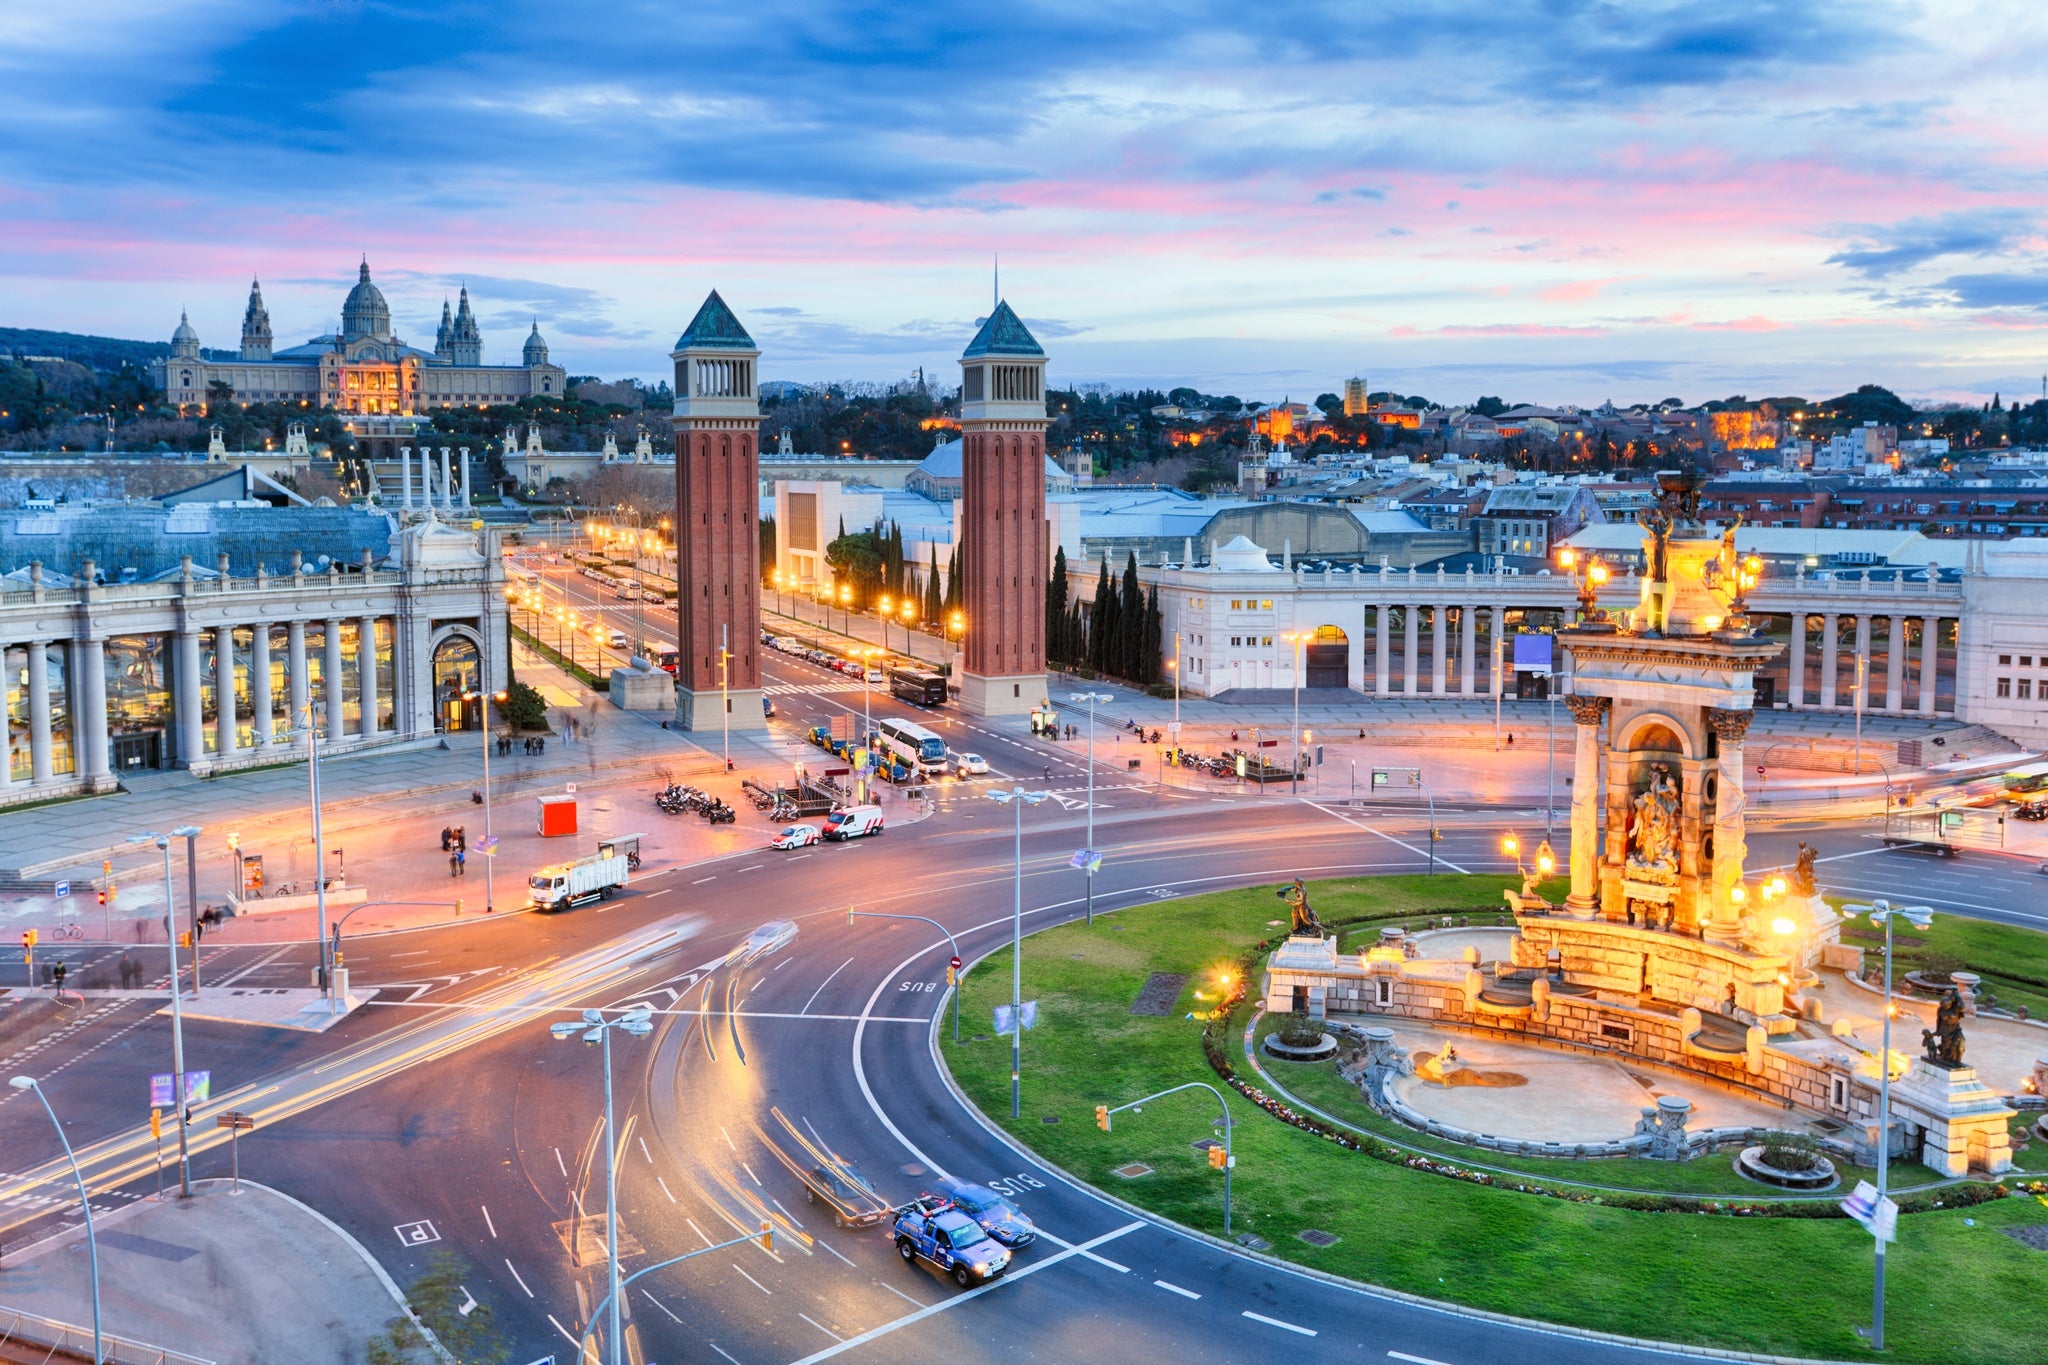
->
[1343,377,1369,417]
[151,261,566,415]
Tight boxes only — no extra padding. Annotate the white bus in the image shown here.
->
[876,717,947,774]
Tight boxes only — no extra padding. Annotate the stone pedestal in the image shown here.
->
[1263,934,1341,1020]
[1889,1059,2015,1176]
[609,661,676,712]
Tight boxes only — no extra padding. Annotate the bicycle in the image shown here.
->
[51,922,85,941]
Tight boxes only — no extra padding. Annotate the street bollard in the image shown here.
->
[455,898,464,916]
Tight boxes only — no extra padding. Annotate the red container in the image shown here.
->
[537,794,579,837]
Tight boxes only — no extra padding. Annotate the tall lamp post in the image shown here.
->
[550,1005,654,1365]
[1842,898,1931,1354]
[879,596,894,656]
[10,1076,100,1362]
[1281,631,1306,795]
[127,829,197,1195]
[987,787,1049,1117]
[1069,692,1111,924]
[294,709,336,1014]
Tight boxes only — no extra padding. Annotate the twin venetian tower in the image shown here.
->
[668,291,1050,735]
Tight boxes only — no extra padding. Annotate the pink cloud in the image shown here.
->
[1692,315,1784,333]
[1535,275,1630,304]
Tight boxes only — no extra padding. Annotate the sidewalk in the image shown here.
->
[0,1179,433,1364]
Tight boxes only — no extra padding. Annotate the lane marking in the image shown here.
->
[709,1344,743,1365]
[1154,1279,1200,1299]
[545,1313,581,1352]
[1306,801,1469,874]
[504,1259,533,1298]
[783,1222,1143,1365]
[480,1204,496,1239]
[657,1177,678,1204]
[1034,1226,1129,1273]
[1389,1352,1455,1365]
[639,1136,653,1164]
[742,1161,763,1187]
[737,864,765,873]
[814,1236,855,1268]
[720,1126,738,1153]
[879,1282,925,1308]
[687,1217,715,1247]
[554,1147,568,1178]
[770,1197,805,1229]
[693,876,719,885]
[798,1312,843,1342]
[1243,1310,1318,1337]
[731,1262,773,1295]
[641,1289,684,1324]
[799,957,856,1016]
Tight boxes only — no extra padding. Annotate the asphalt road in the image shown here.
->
[1,588,2034,1364]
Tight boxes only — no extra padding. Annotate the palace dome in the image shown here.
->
[341,259,393,342]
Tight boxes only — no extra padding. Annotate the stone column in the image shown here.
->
[175,629,205,768]
[1705,707,1755,945]
[459,450,471,508]
[1564,695,1609,913]
[1885,615,1905,712]
[1919,615,1939,714]
[1374,608,1390,696]
[25,642,52,784]
[439,448,453,510]
[1787,614,1806,708]
[360,614,380,737]
[1403,607,1419,694]
[1853,615,1871,711]
[1819,612,1839,708]
[1430,607,1448,694]
[1459,604,1477,696]
[400,447,414,510]
[214,623,239,758]
[251,625,274,747]
[287,620,309,731]
[76,637,109,782]
[324,619,346,739]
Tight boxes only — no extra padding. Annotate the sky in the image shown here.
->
[6,1,2048,408]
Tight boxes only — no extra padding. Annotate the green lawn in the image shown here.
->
[1840,911,2048,1018]
[941,874,2048,1363]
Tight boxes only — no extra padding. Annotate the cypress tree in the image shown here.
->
[1118,552,1144,680]
[1089,558,1116,672]
[1141,584,1163,685]
[1047,547,1071,664]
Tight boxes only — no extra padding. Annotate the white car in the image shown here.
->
[736,919,799,962]
[771,823,819,850]
[955,753,989,775]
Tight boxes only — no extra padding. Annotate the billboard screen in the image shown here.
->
[1512,633,1554,674]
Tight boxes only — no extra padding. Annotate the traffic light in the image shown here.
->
[1095,1105,1111,1132]
[150,1109,161,1140]
[757,1221,774,1252]
[20,929,36,949]
[1207,1144,1228,1170]
[945,966,957,987]
[96,889,106,907]
[178,931,193,950]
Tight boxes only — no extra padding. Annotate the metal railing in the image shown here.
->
[0,1305,215,1365]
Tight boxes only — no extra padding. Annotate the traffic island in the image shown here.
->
[938,874,2048,1364]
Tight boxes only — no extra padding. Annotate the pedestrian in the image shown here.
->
[1506,733,1515,747]
[455,826,467,851]
[456,848,467,877]
[449,851,461,878]
[440,826,452,852]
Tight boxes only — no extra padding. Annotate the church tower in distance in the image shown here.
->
[669,290,767,735]
[957,300,1050,716]
[239,279,272,361]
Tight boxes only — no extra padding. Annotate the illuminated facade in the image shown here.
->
[152,262,566,415]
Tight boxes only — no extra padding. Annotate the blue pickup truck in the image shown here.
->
[892,1199,1012,1288]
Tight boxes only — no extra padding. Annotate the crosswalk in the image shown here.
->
[764,682,869,696]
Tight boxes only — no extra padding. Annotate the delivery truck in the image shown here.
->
[528,842,631,911]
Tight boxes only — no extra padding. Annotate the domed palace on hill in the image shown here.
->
[150,260,567,416]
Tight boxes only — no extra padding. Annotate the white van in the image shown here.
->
[822,804,886,841]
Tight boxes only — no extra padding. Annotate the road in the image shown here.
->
[0,564,2034,1364]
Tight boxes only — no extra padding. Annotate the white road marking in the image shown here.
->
[1305,801,1469,874]
[731,1263,773,1294]
[640,1288,684,1324]
[693,876,719,885]
[774,957,794,970]
[813,1236,855,1268]
[1243,1310,1317,1337]
[720,1125,738,1152]
[639,1136,653,1164]
[799,957,856,1015]
[737,864,764,872]
[657,1176,678,1204]
[545,1313,581,1351]
[687,1218,715,1247]
[504,1259,533,1297]
[642,888,673,898]
[742,1161,763,1187]
[770,1197,804,1229]
[553,1147,568,1178]
[480,1204,496,1238]
[879,1282,925,1308]
[1389,1352,1455,1365]
[1153,1279,1200,1299]
[708,1344,743,1365]
[798,1312,843,1341]
[784,1222,1144,1365]
[1034,1226,1129,1273]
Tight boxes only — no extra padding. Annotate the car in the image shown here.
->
[607,628,629,648]
[735,919,799,961]
[763,695,776,718]
[954,753,989,776]
[894,1200,1012,1288]
[771,823,819,850]
[930,1177,1036,1247]
[795,1160,892,1228]
[822,805,884,840]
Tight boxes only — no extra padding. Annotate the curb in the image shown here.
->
[927,926,1863,1365]
[211,1179,456,1365]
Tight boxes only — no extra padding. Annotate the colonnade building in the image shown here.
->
[0,505,508,807]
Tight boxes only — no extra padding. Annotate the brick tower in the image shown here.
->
[670,291,766,734]
[957,300,1050,716]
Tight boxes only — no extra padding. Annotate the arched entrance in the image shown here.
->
[432,634,482,732]
[1305,624,1349,688]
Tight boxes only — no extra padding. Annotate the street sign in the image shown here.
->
[949,955,962,971]
[1371,767,1421,790]
[1840,1180,1898,1242]
[215,1111,255,1131]
[1257,738,1279,748]
[1756,765,1765,777]
[53,881,68,898]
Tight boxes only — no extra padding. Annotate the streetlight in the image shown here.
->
[838,583,853,635]
[1097,1080,1233,1234]
[851,910,964,1041]
[949,611,965,674]
[1280,631,1305,794]
[986,787,1049,1117]
[550,1005,654,1365]
[1169,631,1182,737]
[125,829,196,1196]
[879,596,893,655]
[1069,692,1112,925]
[1500,832,1557,906]
[857,647,883,746]
[467,686,507,914]
[290,708,337,1014]
[1840,898,1931,1354]
[9,1076,100,1362]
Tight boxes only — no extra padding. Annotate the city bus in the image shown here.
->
[876,717,947,775]
[888,667,948,708]
[2001,761,2048,798]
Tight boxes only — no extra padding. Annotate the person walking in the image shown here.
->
[455,848,467,877]
[449,851,461,878]
[440,826,452,852]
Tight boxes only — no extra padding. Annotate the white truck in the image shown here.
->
[528,845,631,911]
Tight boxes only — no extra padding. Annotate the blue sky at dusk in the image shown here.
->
[5,1,2048,405]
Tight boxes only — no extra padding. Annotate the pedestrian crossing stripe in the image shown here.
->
[764,683,868,695]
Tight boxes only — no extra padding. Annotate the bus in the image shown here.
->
[876,717,947,775]
[2001,761,2048,797]
[889,667,948,707]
